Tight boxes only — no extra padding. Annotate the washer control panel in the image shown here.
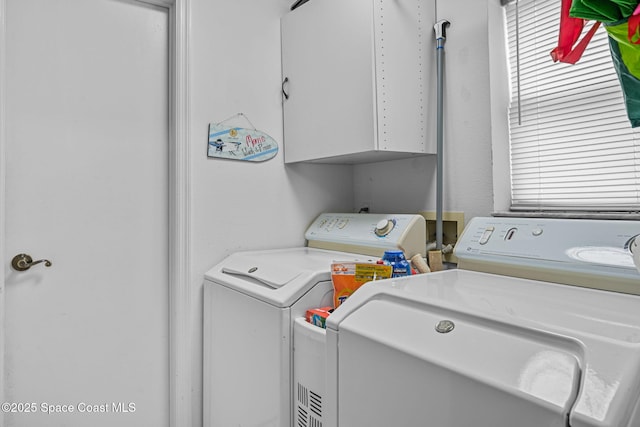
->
[454,216,640,294]
[305,213,426,257]
[457,217,640,266]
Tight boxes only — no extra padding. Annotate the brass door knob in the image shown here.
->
[11,253,52,271]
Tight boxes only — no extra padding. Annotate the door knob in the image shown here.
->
[11,253,52,271]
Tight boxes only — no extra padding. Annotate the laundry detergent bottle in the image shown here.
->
[382,250,412,277]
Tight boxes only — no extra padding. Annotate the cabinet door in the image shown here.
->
[281,0,376,163]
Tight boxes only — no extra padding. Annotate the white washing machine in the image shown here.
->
[325,216,640,427]
[203,212,426,427]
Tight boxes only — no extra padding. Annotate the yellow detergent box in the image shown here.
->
[331,262,393,307]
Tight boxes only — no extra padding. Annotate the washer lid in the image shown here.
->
[205,247,375,307]
[221,257,301,289]
[327,270,640,427]
[335,297,582,426]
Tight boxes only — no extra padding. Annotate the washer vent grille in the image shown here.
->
[296,382,322,427]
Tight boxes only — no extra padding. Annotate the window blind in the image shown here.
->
[505,0,640,211]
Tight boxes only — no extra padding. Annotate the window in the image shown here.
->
[505,0,640,211]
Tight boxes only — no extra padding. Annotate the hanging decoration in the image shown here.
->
[207,113,279,162]
[551,0,640,128]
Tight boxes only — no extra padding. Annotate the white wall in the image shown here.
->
[353,0,495,224]
[189,0,496,424]
[189,0,354,424]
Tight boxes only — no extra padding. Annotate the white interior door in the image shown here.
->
[3,0,169,426]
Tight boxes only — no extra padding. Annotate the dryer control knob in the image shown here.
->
[375,219,395,237]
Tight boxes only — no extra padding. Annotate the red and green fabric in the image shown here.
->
[569,0,640,127]
[570,0,638,23]
[550,0,601,64]
[605,17,640,127]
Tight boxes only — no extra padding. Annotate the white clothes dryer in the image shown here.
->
[203,213,426,427]
[325,216,640,427]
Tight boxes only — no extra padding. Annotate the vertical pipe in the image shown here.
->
[434,20,450,251]
[515,0,522,125]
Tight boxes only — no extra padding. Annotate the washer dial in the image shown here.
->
[375,219,395,237]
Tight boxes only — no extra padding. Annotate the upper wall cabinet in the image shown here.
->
[281,0,436,164]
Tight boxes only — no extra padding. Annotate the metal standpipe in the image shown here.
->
[434,19,450,251]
